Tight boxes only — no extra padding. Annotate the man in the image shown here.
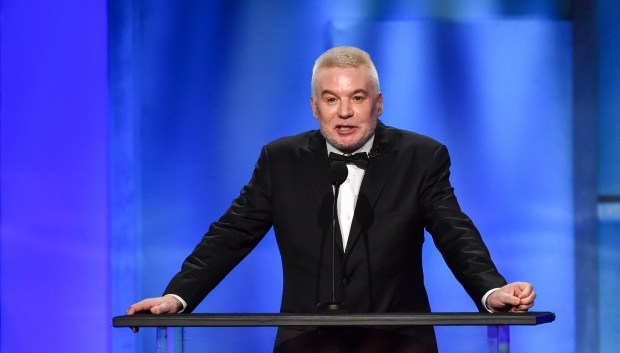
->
[127,46,536,352]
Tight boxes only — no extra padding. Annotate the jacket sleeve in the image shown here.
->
[163,145,274,312]
[421,144,507,311]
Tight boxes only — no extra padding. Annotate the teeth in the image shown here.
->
[339,127,352,131]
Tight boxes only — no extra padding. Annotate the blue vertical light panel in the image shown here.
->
[0,1,109,352]
[598,0,620,351]
[330,20,573,353]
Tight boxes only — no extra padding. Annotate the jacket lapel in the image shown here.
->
[299,131,346,253]
[344,122,396,256]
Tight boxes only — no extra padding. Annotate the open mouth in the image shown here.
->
[336,125,356,133]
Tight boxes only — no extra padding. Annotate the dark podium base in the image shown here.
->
[113,312,555,353]
[275,326,437,353]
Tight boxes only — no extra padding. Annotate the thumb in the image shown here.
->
[500,292,522,306]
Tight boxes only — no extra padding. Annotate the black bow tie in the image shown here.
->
[328,152,369,169]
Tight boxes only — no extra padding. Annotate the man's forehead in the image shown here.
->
[316,65,369,76]
[315,67,372,86]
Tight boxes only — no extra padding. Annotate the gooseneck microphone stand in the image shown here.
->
[316,162,350,313]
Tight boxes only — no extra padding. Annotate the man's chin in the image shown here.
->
[320,128,374,153]
[326,138,365,153]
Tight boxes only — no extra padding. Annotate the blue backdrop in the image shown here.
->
[2,1,619,353]
[109,4,574,352]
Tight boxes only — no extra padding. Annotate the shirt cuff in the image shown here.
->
[481,288,501,313]
[164,294,188,313]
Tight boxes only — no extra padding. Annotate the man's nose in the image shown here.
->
[338,100,353,118]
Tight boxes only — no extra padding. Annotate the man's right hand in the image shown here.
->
[125,296,182,333]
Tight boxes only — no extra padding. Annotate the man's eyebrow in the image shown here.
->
[320,89,369,96]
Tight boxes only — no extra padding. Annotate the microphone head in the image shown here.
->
[369,145,381,158]
[329,162,348,186]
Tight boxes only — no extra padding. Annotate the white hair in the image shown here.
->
[311,46,380,97]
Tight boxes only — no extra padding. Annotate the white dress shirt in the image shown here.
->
[326,136,374,250]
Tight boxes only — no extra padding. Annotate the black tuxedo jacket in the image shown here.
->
[164,121,506,349]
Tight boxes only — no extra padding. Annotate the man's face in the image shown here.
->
[311,66,383,153]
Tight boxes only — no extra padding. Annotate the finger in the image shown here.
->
[519,290,537,305]
[126,302,149,315]
[488,292,519,311]
[500,284,516,296]
[151,300,176,314]
[126,303,143,315]
[513,297,536,311]
[511,303,533,312]
[155,300,169,314]
[499,292,521,306]
[516,284,533,298]
[151,304,164,315]
[520,297,536,309]
[516,300,533,310]
[127,298,161,315]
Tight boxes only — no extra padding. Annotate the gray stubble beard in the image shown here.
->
[320,119,377,154]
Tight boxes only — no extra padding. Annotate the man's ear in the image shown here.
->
[310,96,318,119]
[376,92,383,116]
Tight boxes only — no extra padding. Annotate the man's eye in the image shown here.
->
[353,96,365,101]
[326,97,337,103]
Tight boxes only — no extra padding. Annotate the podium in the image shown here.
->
[113,312,555,353]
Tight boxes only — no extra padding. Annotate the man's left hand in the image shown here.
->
[486,282,536,312]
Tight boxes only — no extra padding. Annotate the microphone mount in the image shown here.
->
[316,162,350,314]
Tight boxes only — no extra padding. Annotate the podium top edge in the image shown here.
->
[112,311,555,328]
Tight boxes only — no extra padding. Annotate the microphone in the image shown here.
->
[316,162,350,313]
[368,145,381,158]
[329,161,348,186]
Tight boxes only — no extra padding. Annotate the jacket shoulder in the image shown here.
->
[263,130,321,153]
[381,124,445,153]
